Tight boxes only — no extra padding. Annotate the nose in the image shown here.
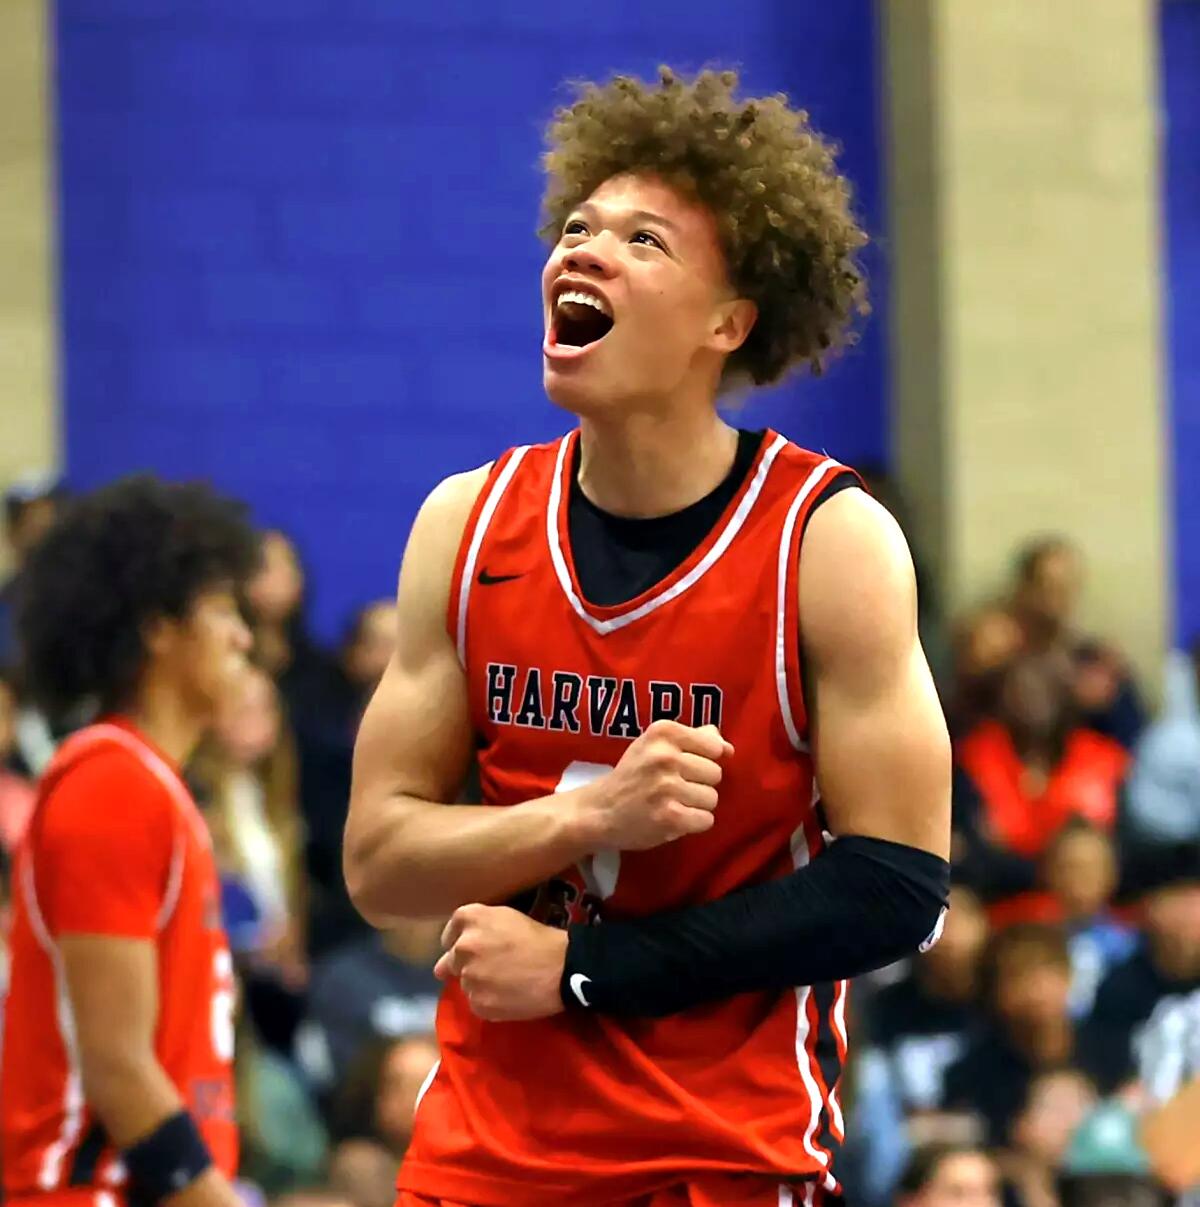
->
[563,231,618,278]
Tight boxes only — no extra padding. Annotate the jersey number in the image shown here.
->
[210,948,236,1063]
[555,761,620,900]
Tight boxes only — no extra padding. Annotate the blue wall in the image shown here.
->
[53,0,885,641]
[1162,0,1200,645]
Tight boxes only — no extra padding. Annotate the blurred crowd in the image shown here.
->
[1,467,1198,1207]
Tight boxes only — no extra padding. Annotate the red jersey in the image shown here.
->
[1,719,238,1204]
[401,431,857,1206]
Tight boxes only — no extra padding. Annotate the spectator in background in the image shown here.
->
[948,604,1025,738]
[954,650,1129,927]
[0,472,63,666]
[1085,846,1200,1100]
[0,671,34,851]
[851,887,991,1204]
[895,1144,1002,1207]
[1125,643,1200,847]
[1003,1069,1098,1207]
[1010,537,1145,749]
[326,1140,400,1207]
[296,916,441,1106]
[192,665,309,1053]
[1042,820,1138,1018]
[944,924,1104,1147]
[327,1034,439,1204]
[293,600,397,956]
[247,529,331,712]
[1058,1102,1167,1207]
[268,1195,353,1207]
[0,476,71,777]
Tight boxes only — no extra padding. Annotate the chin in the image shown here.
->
[543,366,611,417]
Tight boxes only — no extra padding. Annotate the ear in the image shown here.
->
[142,614,178,659]
[706,297,758,355]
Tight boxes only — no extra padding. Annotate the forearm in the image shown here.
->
[82,1051,185,1147]
[563,835,949,1017]
[345,786,601,920]
[84,1056,242,1207]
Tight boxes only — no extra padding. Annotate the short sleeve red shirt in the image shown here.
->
[0,720,238,1199]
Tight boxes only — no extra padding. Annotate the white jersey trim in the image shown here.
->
[829,978,849,1138]
[413,1056,441,1116]
[774,457,841,753]
[547,432,789,635]
[22,859,86,1191]
[455,448,530,666]
[792,986,831,1172]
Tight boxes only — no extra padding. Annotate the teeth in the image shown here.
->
[556,289,611,318]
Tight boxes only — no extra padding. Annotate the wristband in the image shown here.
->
[123,1110,213,1205]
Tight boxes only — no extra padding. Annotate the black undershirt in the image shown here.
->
[567,428,764,607]
[567,429,858,607]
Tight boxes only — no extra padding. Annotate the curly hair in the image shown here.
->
[17,475,260,719]
[540,66,869,387]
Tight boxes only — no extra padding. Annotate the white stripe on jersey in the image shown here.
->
[773,456,841,753]
[21,858,86,1191]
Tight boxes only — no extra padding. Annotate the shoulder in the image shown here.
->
[397,464,493,601]
[417,463,494,534]
[39,740,175,851]
[799,487,917,668]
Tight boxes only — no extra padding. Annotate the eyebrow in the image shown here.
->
[576,202,680,234]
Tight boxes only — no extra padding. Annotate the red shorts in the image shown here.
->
[396,1178,842,1207]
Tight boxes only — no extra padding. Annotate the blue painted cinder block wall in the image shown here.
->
[53,0,885,640]
[1162,0,1200,645]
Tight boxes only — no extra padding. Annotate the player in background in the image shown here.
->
[346,69,952,1206]
[1,477,260,1207]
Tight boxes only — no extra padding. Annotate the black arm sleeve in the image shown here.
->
[561,835,950,1018]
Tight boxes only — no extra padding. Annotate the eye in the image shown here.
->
[631,230,665,250]
[563,219,588,237]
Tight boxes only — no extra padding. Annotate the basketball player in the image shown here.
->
[345,68,952,1206]
[1,478,259,1207]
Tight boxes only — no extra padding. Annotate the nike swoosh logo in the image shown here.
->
[569,973,592,1007]
[477,568,524,586]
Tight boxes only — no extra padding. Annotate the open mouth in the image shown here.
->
[550,289,615,351]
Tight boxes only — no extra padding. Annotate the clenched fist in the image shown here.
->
[570,719,734,852]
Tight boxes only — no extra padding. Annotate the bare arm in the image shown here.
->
[346,469,695,923]
[59,935,240,1207]
[802,488,951,856]
[346,464,744,924]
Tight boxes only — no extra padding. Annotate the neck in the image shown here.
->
[576,408,739,517]
[123,677,207,767]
